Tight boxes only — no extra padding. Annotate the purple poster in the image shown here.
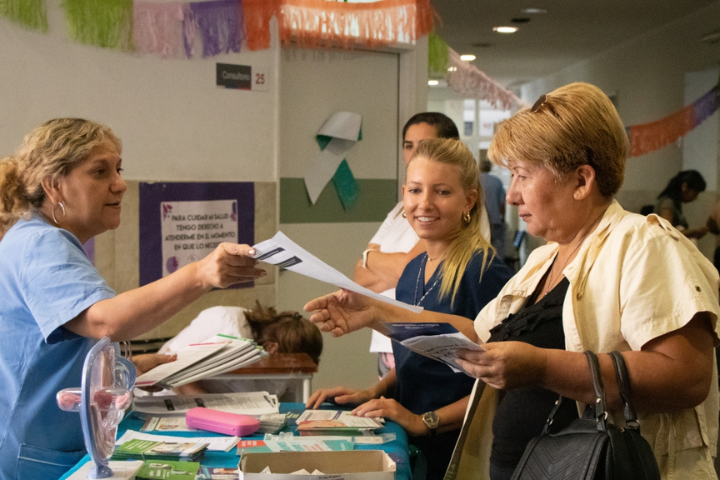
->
[139,182,255,287]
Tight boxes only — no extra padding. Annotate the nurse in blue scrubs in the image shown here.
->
[0,118,265,480]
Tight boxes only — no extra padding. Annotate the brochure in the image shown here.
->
[135,335,264,389]
[136,459,200,480]
[383,322,483,374]
[65,460,143,480]
[296,410,383,432]
[112,438,207,461]
[133,391,279,417]
[196,466,240,480]
[236,437,353,455]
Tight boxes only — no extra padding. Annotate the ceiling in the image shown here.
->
[430,0,720,89]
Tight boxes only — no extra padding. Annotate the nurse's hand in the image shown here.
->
[197,243,266,290]
[304,289,378,337]
[306,386,376,410]
[456,342,547,390]
[352,397,426,437]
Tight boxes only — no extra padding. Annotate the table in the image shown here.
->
[60,403,411,480]
[211,353,318,403]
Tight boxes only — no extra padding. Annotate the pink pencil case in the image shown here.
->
[186,407,260,436]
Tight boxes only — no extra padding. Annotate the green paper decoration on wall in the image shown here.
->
[428,30,449,77]
[64,0,134,50]
[0,0,47,32]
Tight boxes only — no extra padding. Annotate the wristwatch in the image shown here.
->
[421,411,439,436]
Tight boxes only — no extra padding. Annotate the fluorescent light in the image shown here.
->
[521,8,547,14]
[460,54,476,61]
[493,26,518,34]
[428,80,439,86]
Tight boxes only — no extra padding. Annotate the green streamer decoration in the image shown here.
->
[428,30,449,77]
[63,0,134,50]
[0,0,48,32]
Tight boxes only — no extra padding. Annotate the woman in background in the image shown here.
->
[309,139,512,480]
[656,169,708,238]
[160,302,322,400]
[0,118,263,479]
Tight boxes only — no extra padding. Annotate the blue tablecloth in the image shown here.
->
[60,403,411,479]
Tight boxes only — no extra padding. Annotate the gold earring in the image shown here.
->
[463,212,471,223]
[52,202,66,224]
[401,209,407,218]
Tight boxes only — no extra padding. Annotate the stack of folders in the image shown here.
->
[135,334,265,389]
[112,438,208,462]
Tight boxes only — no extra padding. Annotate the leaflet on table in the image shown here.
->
[252,232,423,313]
[296,410,383,430]
[133,391,279,417]
[383,322,483,374]
[135,335,264,389]
[117,430,239,452]
[236,437,353,455]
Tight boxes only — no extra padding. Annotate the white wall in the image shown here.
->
[0,0,279,183]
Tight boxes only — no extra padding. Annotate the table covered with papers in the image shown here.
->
[60,400,411,480]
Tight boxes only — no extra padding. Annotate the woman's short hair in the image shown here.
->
[488,82,627,197]
[402,112,460,142]
[245,302,323,364]
[409,138,492,306]
[0,118,121,234]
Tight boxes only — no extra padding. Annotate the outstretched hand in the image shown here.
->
[197,243,266,290]
[304,289,378,338]
[352,397,426,437]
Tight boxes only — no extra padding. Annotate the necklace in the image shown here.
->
[414,254,443,306]
[544,210,605,296]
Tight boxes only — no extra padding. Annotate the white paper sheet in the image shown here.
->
[133,392,279,417]
[116,430,239,452]
[252,232,422,313]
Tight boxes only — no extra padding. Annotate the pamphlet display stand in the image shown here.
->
[56,337,136,479]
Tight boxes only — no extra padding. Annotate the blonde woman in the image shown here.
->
[0,118,263,479]
[308,139,512,480]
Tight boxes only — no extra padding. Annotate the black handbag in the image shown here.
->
[510,350,661,480]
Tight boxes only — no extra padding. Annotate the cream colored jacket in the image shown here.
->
[452,201,720,480]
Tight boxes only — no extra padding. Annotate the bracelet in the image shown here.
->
[362,249,376,269]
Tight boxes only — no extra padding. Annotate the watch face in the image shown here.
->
[423,411,439,429]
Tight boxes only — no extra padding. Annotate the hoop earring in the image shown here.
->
[52,202,66,225]
[401,209,407,218]
[463,212,471,223]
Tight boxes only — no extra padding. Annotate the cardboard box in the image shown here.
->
[239,450,396,480]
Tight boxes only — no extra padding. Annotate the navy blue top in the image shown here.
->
[393,250,513,480]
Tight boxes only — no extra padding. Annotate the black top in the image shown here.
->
[487,276,579,470]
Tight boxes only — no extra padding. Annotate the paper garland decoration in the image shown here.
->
[304,112,362,209]
[190,0,245,57]
[629,84,720,157]
[133,2,190,58]
[446,48,525,111]
[0,0,47,31]
[428,30,449,77]
[64,0,134,51]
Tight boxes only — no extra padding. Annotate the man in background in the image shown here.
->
[479,156,506,261]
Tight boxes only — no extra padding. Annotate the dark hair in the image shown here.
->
[245,302,323,364]
[402,112,459,142]
[658,170,706,204]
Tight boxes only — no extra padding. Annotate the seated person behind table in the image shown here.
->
[159,303,322,401]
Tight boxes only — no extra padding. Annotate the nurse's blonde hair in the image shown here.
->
[0,118,121,238]
[408,138,493,307]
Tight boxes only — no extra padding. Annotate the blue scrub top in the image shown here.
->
[0,215,115,480]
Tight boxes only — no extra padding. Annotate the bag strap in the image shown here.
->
[608,350,641,432]
[541,351,608,434]
[584,350,608,432]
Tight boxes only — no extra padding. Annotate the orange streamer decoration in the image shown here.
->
[629,105,694,158]
[244,0,434,51]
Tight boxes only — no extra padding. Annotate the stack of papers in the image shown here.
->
[117,431,240,453]
[135,335,264,389]
[236,436,353,455]
[133,392,279,417]
[258,413,288,434]
[112,438,208,462]
[197,466,239,480]
[296,410,383,436]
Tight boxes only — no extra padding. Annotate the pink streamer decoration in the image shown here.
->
[134,2,191,58]
[446,48,525,110]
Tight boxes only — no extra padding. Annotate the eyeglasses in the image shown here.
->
[531,94,556,115]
